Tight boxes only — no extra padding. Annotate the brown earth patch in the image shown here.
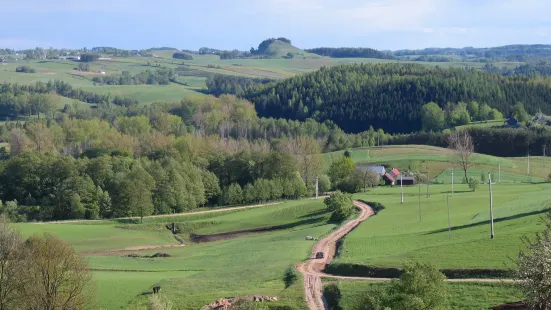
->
[39,71,57,75]
[71,71,103,76]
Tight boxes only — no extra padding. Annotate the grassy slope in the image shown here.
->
[324,145,551,180]
[333,280,523,310]
[16,199,333,309]
[331,183,550,269]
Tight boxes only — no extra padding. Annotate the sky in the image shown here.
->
[2,0,551,51]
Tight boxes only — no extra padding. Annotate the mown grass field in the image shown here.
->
[16,199,334,309]
[331,183,550,269]
[332,280,523,310]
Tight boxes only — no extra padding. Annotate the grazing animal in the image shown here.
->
[153,286,161,294]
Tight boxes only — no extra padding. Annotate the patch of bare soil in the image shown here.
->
[39,71,56,75]
[71,71,102,76]
[82,244,184,256]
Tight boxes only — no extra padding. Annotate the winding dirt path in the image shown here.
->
[296,201,515,310]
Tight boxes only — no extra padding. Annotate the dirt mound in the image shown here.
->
[123,252,171,258]
[201,296,278,310]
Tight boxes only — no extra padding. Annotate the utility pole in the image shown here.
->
[488,172,495,240]
[447,192,451,240]
[400,174,404,204]
[498,161,501,184]
[451,168,454,195]
[418,180,422,222]
[426,168,430,198]
[315,176,319,199]
[527,152,530,176]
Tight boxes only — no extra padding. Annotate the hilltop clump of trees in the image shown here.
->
[250,37,292,55]
[305,47,394,59]
[245,63,551,133]
[173,52,194,60]
[15,66,36,73]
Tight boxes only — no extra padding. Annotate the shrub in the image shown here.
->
[172,52,193,60]
[548,172,551,182]
[324,191,353,222]
[15,66,36,73]
[283,266,298,288]
[323,283,342,310]
[468,177,479,192]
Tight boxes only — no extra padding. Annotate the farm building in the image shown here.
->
[396,176,415,186]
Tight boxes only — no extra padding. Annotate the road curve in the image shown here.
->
[296,200,515,310]
[296,200,374,310]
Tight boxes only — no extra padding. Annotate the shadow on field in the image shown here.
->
[298,209,331,219]
[425,208,549,235]
[190,216,327,243]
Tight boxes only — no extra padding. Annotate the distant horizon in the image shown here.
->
[3,42,551,53]
[2,0,551,51]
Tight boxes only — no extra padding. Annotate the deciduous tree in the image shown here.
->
[448,130,474,182]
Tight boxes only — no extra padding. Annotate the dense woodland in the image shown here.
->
[305,47,394,59]
[482,62,551,77]
[245,63,551,133]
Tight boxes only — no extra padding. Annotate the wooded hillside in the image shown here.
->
[246,63,551,133]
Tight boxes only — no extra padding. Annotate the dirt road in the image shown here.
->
[296,200,374,310]
[296,201,514,310]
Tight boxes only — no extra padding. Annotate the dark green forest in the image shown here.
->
[245,63,551,133]
[305,47,393,59]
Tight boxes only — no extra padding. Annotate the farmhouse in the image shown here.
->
[59,55,81,61]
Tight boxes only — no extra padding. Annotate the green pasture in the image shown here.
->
[333,280,523,310]
[455,119,506,130]
[325,145,551,180]
[331,183,551,269]
[16,222,179,252]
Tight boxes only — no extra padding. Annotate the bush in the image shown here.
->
[283,266,298,288]
[323,283,342,310]
[548,172,551,182]
[317,174,331,193]
[173,52,193,60]
[468,177,479,192]
[15,66,36,73]
[324,191,353,222]
[359,201,385,214]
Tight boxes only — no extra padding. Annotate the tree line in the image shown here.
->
[206,74,274,96]
[244,63,551,133]
[420,101,504,131]
[92,68,175,85]
[0,81,139,113]
[305,47,394,59]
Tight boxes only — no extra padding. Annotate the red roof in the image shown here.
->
[391,168,400,176]
[384,173,395,183]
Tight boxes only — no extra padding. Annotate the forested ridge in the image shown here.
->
[305,47,394,59]
[245,63,551,133]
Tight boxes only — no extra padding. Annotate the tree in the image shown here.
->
[119,165,155,222]
[283,266,298,289]
[324,191,353,221]
[517,212,551,309]
[513,102,530,123]
[317,174,331,193]
[223,183,243,205]
[468,177,479,192]
[0,219,26,310]
[467,101,480,120]
[421,102,445,131]
[281,136,324,187]
[23,233,94,310]
[384,261,448,310]
[478,103,493,121]
[328,157,355,186]
[358,168,380,191]
[202,170,221,205]
[448,130,474,182]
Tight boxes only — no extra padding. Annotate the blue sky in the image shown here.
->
[2,0,551,51]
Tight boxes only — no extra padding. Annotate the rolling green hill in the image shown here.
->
[261,40,320,59]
